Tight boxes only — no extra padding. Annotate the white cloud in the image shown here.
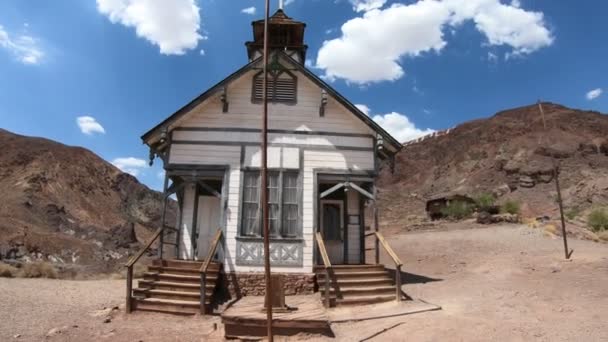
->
[199,49,205,56]
[349,0,387,12]
[373,112,435,143]
[487,51,498,62]
[586,88,603,100]
[0,25,44,65]
[356,104,434,142]
[355,104,371,115]
[241,6,256,15]
[112,157,148,176]
[76,116,106,135]
[96,0,203,55]
[316,0,553,84]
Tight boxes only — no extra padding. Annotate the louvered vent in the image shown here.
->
[252,72,297,103]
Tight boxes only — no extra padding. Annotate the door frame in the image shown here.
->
[319,199,346,264]
[167,165,230,261]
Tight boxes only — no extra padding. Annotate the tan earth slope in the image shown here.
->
[0,128,175,274]
[378,103,608,227]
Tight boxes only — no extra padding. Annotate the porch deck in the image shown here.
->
[221,294,333,338]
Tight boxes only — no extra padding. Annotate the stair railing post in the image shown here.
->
[395,264,402,302]
[126,265,133,313]
[374,204,380,265]
[200,272,207,315]
[324,269,330,308]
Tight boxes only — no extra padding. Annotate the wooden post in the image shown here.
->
[200,273,207,315]
[538,102,572,260]
[126,266,133,313]
[261,0,273,340]
[158,172,169,260]
[395,265,402,302]
[554,167,572,259]
[324,269,330,308]
[374,205,379,265]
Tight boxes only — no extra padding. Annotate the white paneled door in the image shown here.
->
[197,196,221,260]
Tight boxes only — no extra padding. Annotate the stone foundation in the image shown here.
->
[223,272,316,297]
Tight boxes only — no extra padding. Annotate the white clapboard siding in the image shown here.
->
[169,145,240,165]
[178,68,374,135]
[172,130,373,149]
[244,146,299,169]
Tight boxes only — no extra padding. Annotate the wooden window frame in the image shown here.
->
[239,170,301,238]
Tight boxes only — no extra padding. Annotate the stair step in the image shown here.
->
[329,286,396,296]
[152,259,221,269]
[317,271,389,278]
[336,294,397,306]
[314,264,385,272]
[143,272,218,283]
[133,288,212,303]
[148,265,220,275]
[133,298,202,315]
[137,280,216,292]
[317,277,393,286]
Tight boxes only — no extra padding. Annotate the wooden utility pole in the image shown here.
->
[261,0,274,340]
[537,102,572,259]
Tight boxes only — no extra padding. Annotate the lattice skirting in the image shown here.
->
[235,239,303,266]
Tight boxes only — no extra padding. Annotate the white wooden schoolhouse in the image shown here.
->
[126,9,403,314]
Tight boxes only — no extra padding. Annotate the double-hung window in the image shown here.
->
[240,171,300,238]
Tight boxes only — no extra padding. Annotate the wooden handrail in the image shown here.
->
[199,228,223,273]
[125,226,164,313]
[315,232,332,269]
[375,231,403,302]
[375,232,403,266]
[315,232,332,308]
[125,227,163,268]
[199,228,223,315]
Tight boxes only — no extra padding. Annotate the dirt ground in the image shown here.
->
[1,223,607,341]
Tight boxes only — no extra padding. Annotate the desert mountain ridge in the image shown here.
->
[0,128,175,273]
[378,102,608,230]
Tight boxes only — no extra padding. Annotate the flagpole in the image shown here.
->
[261,0,274,340]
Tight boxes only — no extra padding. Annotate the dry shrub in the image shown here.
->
[501,200,521,215]
[588,208,608,232]
[18,261,58,279]
[0,263,17,278]
[543,224,558,235]
[597,231,608,242]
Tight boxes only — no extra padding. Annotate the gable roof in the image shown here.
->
[141,52,402,151]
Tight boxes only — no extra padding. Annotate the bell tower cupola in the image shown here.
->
[245,7,308,64]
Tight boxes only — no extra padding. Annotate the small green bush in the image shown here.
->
[18,261,57,279]
[588,208,608,232]
[474,193,496,213]
[565,208,580,220]
[441,200,474,220]
[0,263,17,278]
[501,200,521,215]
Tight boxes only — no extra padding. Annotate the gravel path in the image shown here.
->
[1,224,607,341]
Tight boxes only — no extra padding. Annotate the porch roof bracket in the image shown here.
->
[349,182,375,201]
[320,182,345,199]
[165,181,185,198]
[197,180,222,199]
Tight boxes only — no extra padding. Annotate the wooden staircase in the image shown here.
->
[314,264,399,306]
[130,259,222,315]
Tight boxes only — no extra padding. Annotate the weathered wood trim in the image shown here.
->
[191,183,200,260]
[359,195,365,264]
[171,140,374,152]
[173,127,374,139]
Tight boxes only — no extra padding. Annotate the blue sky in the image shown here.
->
[0,0,606,191]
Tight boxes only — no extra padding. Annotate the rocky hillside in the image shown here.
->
[0,129,175,274]
[379,103,608,229]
